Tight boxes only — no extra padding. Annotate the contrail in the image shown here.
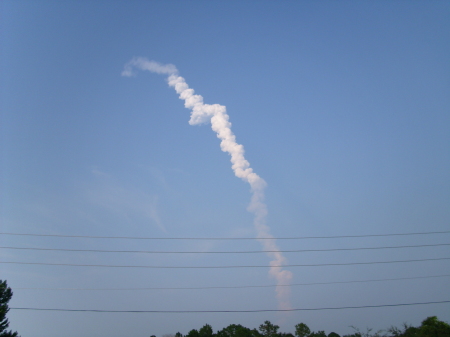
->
[122,57,293,309]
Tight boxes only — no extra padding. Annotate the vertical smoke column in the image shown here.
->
[122,58,293,309]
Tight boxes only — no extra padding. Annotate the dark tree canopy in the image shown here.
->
[0,280,19,337]
[159,316,450,337]
[328,333,341,337]
[310,331,327,337]
[217,324,259,337]
[187,329,200,337]
[279,333,295,337]
[385,317,450,337]
[199,324,214,337]
[417,316,450,337]
[259,321,280,337]
[157,316,450,337]
[295,323,311,337]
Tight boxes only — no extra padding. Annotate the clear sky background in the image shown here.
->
[1,1,449,337]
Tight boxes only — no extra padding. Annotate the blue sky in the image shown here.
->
[1,1,449,337]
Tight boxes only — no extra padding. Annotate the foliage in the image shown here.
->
[200,325,214,337]
[2,278,448,337]
[418,316,450,337]
[385,316,450,337]
[343,326,386,337]
[217,324,259,337]
[0,280,19,337]
[310,332,327,337]
[0,332,19,337]
[387,323,417,337]
[259,321,280,337]
[161,316,450,337]
[187,329,200,337]
[279,333,295,337]
[295,323,311,337]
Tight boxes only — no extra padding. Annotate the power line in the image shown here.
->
[1,243,448,254]
[1,230,449,240]
[2,257,449,269]
[14,274,450,291]
[10,300,450,313]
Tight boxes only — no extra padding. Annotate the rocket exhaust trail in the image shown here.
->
[122,57,293,309]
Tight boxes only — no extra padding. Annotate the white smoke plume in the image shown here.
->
[122,57,293,309]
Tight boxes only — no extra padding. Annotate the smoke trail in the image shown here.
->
[122,57,293,309]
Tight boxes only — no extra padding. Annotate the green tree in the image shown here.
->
[387,323,417,337]
[0,280,19,337]
[199,324,214,337]
[217,324,257,337]
[295,323,311,337]
[387,317,450,337]
[259,321,280,337]
[279,333,295,337]
[343,327,385,337]
[310,332,327,337]
[328,333,340,337]
[417,316,450,337]
[252,328,262,337]
[187,330,200,337]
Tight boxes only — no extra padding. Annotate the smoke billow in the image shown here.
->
[122,57,293,309]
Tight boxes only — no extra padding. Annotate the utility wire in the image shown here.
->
[1,243,449,254]
[10,300,450,313]
[1,230,449,240]
[13,274,450,291]
[2,257,449,269]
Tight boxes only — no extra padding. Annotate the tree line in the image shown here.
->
[156,316,450,337]
[1,280,449,337]
[1,280,19,337]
